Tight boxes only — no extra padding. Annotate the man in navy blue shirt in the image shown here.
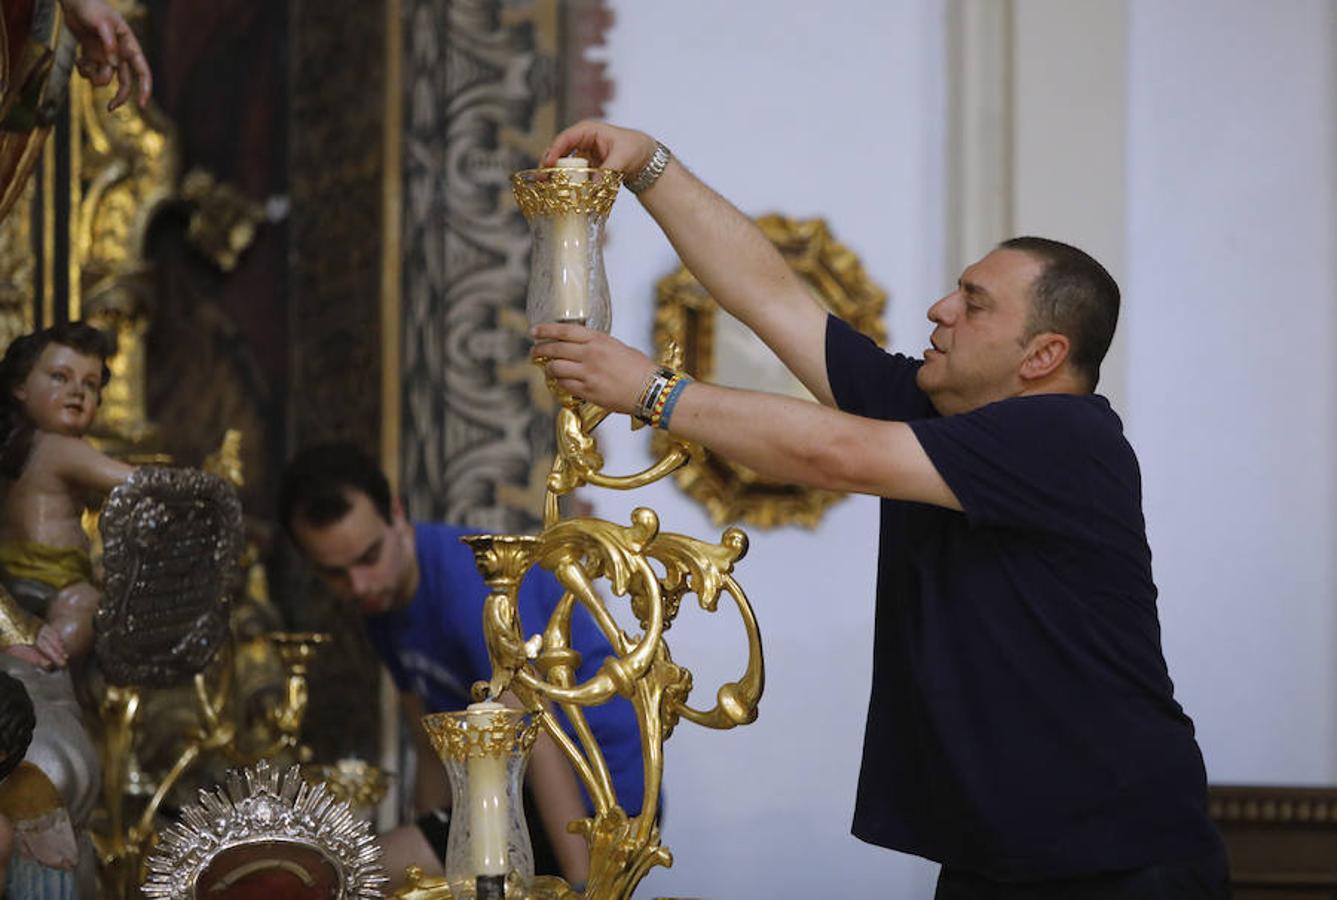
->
[527,121,1229,899]
[279,443,645,893]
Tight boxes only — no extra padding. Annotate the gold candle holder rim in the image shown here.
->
[510,165,622,183]
[423,707,541,762]
[511,166,623,220]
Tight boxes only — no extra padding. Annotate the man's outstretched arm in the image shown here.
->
[532,324,959,510]
[542,121,835,407]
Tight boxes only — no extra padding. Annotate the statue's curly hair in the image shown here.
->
[0,669,35,783]
[0,321,112,480]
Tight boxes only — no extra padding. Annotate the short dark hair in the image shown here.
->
[0,321,114,479]
[999,236,1120,391]
[278,441,393,537]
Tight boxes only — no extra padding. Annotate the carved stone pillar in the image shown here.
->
[397,0,611,533]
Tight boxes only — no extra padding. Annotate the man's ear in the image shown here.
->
[390,493,406,525]
[1020,332,1070,382]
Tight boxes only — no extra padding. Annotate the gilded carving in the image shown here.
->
[179,168,268,273]
[0,175,36,348]
[72,45,179,447]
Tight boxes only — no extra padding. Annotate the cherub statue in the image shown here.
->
[0,321,132,670]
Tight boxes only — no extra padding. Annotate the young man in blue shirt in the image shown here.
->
[528,121,1230,899]
[279,443,645,892]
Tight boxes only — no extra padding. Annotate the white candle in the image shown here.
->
[466,701,509,878]
[552,157,590,324]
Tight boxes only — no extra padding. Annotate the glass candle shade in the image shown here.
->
[512,159,623,334]
[422,703,541,899]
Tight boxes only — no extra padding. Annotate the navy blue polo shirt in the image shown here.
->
[826,315,1221,879]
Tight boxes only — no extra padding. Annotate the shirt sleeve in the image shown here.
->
[825,314,935,421]
[909,394,1135,539]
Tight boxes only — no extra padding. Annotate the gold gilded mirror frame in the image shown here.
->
[652,214,888,529]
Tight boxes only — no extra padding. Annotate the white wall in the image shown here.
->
[578,0,1337,895]
[1124,0,1337,784]
[1011,0,1129,411]
[591,2,946,896]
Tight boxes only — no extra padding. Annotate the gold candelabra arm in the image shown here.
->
[94,628,336,898]
[96,684,141,859]
[529,701,615,815]
[92,683,144,899]
[580,445,692,493]
[462,501,766,899]
[647,527,763,731]
[132,671,237,839]
[541,386,694,529]
[254,631,330,762]
[499,513,669,704]
[95,666,240,897]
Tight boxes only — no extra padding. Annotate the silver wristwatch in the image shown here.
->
[625,141,672,195]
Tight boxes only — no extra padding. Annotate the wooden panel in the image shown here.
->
[1211,784,1337,899]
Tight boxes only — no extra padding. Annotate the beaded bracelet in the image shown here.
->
[634,367,676,424]
[646,373,682,427]
[653,374,692,430]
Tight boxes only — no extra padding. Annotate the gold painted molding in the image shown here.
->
[1209,784,1337,826]
[73,64,178,447]
[652,214,888,529]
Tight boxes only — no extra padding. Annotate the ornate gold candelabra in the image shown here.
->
[394,163,765,899]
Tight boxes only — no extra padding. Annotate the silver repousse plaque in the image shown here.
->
[95,467,242,687]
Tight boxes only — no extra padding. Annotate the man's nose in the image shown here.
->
[927,292,958,325]
[348,566,374,596]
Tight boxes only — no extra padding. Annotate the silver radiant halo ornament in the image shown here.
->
[141,760,386,899]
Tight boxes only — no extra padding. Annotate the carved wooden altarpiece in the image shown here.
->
[0,0,615,826]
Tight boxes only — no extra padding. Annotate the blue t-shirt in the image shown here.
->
[363,523,646,816]
[825,315,1221,879]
